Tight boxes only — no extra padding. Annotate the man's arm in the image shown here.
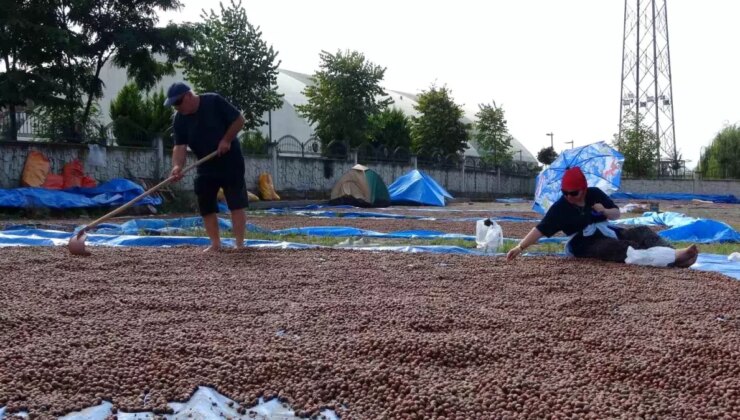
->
[216,115,246,156]
[506,227,544,261]
[170,145,188,181]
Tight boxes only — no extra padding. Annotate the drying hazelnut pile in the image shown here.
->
[1,247,739,419]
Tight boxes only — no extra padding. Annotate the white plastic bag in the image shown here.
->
[624,246,675,267]
[475,219,503,253]
[86,144,107,167]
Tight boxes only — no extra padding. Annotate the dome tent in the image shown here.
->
[329,164,390,207]
[388,169,453,206]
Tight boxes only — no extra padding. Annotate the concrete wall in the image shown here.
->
[3,141,739,199]
[0,141,535,197]
[621,178,740,197]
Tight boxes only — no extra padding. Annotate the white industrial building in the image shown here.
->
[97,63,536,163]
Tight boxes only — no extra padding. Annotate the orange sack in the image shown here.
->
[20,151,51,187]
[258,172,281,201]
[62,159,85,189]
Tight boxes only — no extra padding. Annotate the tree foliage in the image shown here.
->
[612,110,659,177]
[240,130,269,155]
[537,146,558,165]
[474,101,512,167]
[296,49,392,153]
[699,124,740,179]
[411,85,469,160]
[1,0,192,142]
[182,0,282,131]
[0,0,68,140]
[109,83,173,147]
[368,107,411,152]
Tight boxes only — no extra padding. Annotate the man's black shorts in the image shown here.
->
[193,173,248,216]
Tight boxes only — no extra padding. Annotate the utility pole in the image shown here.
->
[565,140,574,149]
[545,132,554,149]
[619,0,677,176]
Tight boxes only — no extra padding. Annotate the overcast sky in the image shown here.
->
[160,0,740,167]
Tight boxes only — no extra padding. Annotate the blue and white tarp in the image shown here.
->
[617,212,740,243]
[388,170,453,207]
[1,228,738,279]
[533,141,624,214]
[263,209,538,222]
[0,179,161,209]
[611,192,739,204]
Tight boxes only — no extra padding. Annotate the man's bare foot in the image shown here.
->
[235,243,245,250]
[674,244,699,268]
[204,245,221,253]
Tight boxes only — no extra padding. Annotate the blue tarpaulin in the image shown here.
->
[617,212,740,243]
[0,179,161,209]
[388,170,453,206]
[78,211,739,244]
[1,228,737,279]
[611,192,739,203]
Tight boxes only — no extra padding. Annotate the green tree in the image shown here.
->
[109,83,173,147]
[699,124,740,179]
[411,84,470,160]
[368,107,412,151]
[239,131,269,155]
[474,101,512,167]
[2,0,192,142]
[537,146,558,165]
[182,0,282,131]
[297,49,392,153]
[0,0,66,140]
[613,110,659,177]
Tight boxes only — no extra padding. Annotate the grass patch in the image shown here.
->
[137,227,737,255]
[672,242,738,256]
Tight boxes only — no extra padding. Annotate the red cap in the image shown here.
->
[561,167,587,191]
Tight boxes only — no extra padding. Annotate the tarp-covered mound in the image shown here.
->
[617,211,740,243]
[388,170,452,207]
[0,178,161,209]
[329,164,390,207]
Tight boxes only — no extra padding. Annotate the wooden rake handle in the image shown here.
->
[77,151,219,236]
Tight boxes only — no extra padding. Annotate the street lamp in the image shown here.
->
[545,132,554,149]
[513,149,523,161]
[565,140,574,149]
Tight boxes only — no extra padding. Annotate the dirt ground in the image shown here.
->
[1,246,739,419]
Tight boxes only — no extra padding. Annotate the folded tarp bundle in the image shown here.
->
[0,178,161,209]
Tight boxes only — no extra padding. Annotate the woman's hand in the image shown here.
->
[507,245,523,261]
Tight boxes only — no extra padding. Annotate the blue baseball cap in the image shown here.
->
[164,82,191,106]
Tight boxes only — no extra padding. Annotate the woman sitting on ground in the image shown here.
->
[506,166,698,268]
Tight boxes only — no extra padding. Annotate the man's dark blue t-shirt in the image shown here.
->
[536,187,617,237]
[173,93,244,176]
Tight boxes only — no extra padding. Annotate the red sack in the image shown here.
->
[42,174,64,189]
[62,160,85,188]
[81,176,97,188]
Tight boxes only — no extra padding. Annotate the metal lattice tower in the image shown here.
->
[619,0,677,174]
